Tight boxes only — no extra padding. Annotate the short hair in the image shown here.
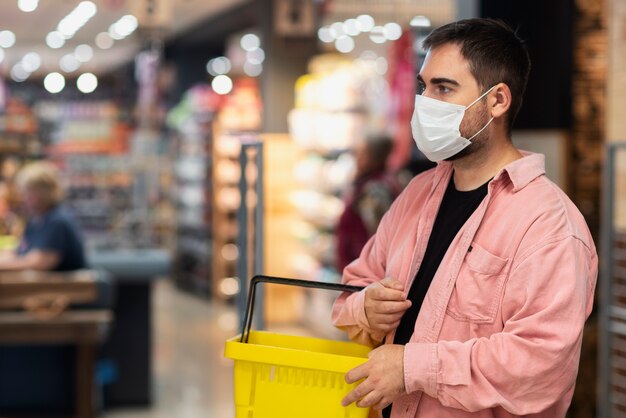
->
[423,18,531,133]
[15,161,64,207]
[363,135,394,168]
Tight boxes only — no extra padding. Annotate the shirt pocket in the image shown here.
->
[446,242,509,323]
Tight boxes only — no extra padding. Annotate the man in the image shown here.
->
[332,18,597,417]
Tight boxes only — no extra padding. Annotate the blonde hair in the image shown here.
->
[15,161,64,207]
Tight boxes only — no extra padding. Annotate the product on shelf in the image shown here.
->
[167,84,218,297]
[212,78,262,299]
[285,52,400,338]
[35,101,130,155]
[288,53,391,285]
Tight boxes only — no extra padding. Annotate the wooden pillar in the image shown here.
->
[571,0,608,241]
[75,342,97,418]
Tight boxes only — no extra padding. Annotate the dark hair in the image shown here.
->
[364,135,394,168]
[423,18,531,133]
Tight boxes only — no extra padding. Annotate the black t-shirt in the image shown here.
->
[17,205,87,271]
[382,175,488,418]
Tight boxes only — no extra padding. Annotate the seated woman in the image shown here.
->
[0,161,86,271]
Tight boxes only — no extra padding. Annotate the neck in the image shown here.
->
[451,135,522,191]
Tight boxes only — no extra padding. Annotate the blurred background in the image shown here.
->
[0,0,623,417]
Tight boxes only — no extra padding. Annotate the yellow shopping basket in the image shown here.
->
[224,275,371,418]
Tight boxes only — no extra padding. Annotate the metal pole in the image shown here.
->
[254,142,264,329]
[236,144,249,328]
[237,140,264,329]
[598,143,618,418]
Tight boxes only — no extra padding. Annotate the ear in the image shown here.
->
[489,82,512,119]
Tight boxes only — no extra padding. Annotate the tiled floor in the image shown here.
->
[104,280,238,418]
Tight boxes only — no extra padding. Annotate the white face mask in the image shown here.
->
[410,86,496,162]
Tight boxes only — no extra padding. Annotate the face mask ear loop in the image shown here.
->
[468,117,494,141]
[466,85,497,110]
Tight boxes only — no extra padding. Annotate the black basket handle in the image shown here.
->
[240,275,365,343]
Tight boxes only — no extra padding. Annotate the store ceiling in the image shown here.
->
[0,0,247,80]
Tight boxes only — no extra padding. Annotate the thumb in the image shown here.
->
[380,277,404,291]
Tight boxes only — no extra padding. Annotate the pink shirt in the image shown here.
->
[332,152,597,417]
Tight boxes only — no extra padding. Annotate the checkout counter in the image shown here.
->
[88,248,170,407]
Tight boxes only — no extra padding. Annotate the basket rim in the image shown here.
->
[224,330,370,374]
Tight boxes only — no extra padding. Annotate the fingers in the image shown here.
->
[363,278,412,334]
[345,363,368,384]
[373,397,393,411]
[356,390,383,408]
[375,299,412,314]
[380,277,404,291]
[368,284,407,302]
[342,378,392,409]
[342,379,372,407]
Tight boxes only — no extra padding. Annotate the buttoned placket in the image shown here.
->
[395,172,506,418]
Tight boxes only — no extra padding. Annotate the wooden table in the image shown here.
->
[0,270,99,309]
[0,310,112,418]
[0,270,112,418]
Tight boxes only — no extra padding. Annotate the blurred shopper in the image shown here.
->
[333,18,597,417]
[336,135,400,273]
[0,161,86,271]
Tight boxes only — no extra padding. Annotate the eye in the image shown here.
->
[437,85,452,94]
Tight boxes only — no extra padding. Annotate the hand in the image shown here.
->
[364,277,412,333]
[342,344,406,410]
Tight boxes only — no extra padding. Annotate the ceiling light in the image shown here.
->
[77,73,97,93]
[11,64,29,82]
[317,27,333,43]
[74,44,93,62]
[57,1,97,40]
[343,18,360,36]
[356,15,375,32]
[0,31,16,48]
[44,72,65,93]
[335,36,355,53]
[243,62,262,77]
[246,48,265,65]
[116,15,138,37]
[329,22,345,39]
[383,22,402,41]
[95,32,113,49]
[240,34,260,52]
[110,14,138,40]
[410,15,431,28]
[207,57,231,76]
[46,31,65,49]
[21,52,41,72]
[18,0,39,12]
[60,54,80,72]
[108,26,124,40]
[76,1,97,17]
[211,75,233,95]
[369,26,386,44]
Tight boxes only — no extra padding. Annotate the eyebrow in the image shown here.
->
[417,75,460,86]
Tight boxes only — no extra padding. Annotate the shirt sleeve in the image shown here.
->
[403,235,597,414]
[30,219,67,254]
[332,194,399,347]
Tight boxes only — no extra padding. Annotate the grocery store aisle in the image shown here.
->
[104,280,237,418]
